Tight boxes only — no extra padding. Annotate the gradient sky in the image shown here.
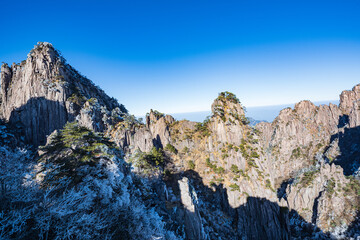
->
[1,0,360,116]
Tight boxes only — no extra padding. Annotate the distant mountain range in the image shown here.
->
[168,100,340,123]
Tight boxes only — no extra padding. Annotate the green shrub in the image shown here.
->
[215,167,225,175]
[240,116,250,125]
[165,143,178,154]
[217,91,240,104]
[231,164,240,174]
[265,179,275,192]
[206,158,212,167]
[188,160,195,170]
[206,158,225,175]
[299,170,319,187]
[229,183,240,191]
[216,177,224,183]
[67,93,86,106]
[206,158,216,170]
[256,169,264,179]
[326,178,336,196]
[291,147,303,159]
[250,151,260,158]
[344,176,360,196]
[87,97,98,104]
[247,158,258,168]
[136,147,166,170]
[147,147,165,166]
[195,117,211,137]
[184,134,192,140]
[38,122,119,188]
[147,109,164,119]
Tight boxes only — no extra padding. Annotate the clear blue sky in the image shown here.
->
[1,0,360,116]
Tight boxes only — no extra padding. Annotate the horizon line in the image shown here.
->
[134,99,339,117]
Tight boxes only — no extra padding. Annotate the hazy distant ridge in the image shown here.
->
[169,100,340,123]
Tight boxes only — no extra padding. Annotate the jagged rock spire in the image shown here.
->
[0,42,124,146]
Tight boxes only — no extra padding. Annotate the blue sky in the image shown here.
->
[1,0,360,116]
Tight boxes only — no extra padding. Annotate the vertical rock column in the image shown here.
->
[178,177,206,240]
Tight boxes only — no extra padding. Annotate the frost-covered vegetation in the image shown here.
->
[129,147,168,176]
[0,122,178,239]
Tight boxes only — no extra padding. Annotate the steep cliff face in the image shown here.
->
[237,197,290,240]
[112,92,291,239]
[286,163,359,232]
[254,86,360,237]
[256,101,342,185]
[254,84,360,185]
[340,84,360,115]
[178,177,206,240]
[0,42,125,146]
[114,86,360,238]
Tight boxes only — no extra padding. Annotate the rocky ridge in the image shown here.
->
[0,42,126,146]
[1,43,360,239]
[112,87,360,238]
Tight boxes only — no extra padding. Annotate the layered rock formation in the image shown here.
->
[286,163,359,231]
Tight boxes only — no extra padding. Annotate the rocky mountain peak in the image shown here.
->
[294,100,316,115]
[27,42,61,63]
[274,100,317,124]
[211,91,246,123]
[146,109,165,125]
[0,42,125,146]
[340,84,360,115]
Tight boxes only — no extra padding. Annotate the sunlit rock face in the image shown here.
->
[0,42,123,146]
[119,85,360,238]
[178,177,206,240]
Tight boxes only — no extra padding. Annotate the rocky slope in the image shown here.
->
[1,43,360,239]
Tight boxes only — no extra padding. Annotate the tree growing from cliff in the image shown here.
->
[36,122,177,239]
[217,91,240,104]
[38,121,124,189]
